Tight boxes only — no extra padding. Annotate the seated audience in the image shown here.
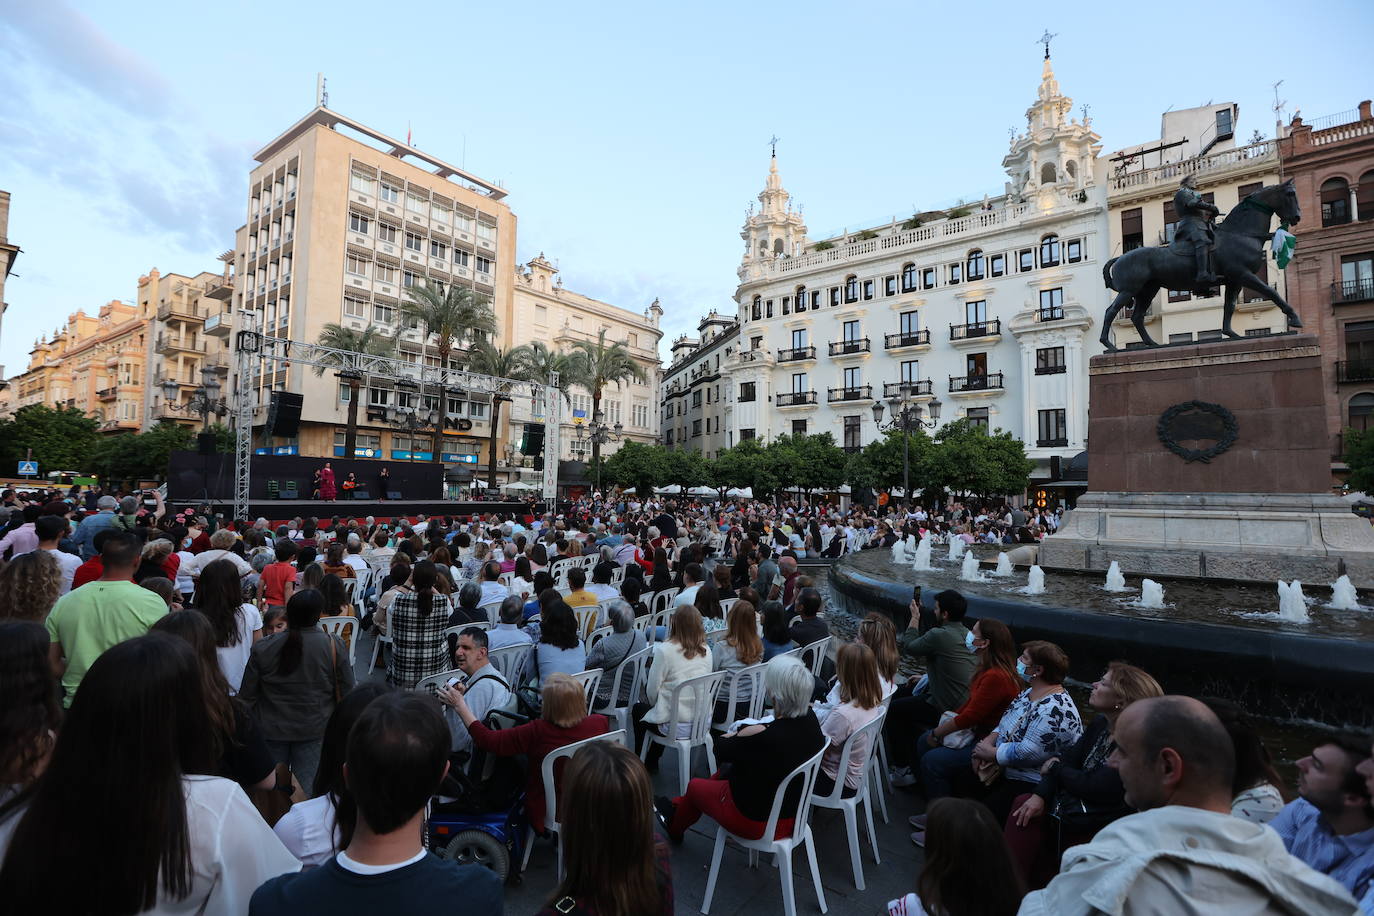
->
[585,600,647,709]
[563,566,598,608]
[195,557,264,694]
[437,627,512,755]
[887,797,1025,916]
[385,561,453,689]
[888,590,976,779]
[713,601,763,724]
[487,596,535,650]
[633,605,713,769]
[760,599,795,660]
[814,643,886,799]
[788,587,829,647]
[1205,697,1290,824]
[532,601,586,686]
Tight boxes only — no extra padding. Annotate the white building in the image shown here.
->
[661,311,740,458]
[729,54,1108,481]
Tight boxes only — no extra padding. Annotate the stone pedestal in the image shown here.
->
[1039,335,1374,586]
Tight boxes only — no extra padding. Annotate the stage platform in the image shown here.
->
[184,499,534,526]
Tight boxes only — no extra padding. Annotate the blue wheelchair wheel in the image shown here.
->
[441,829,510,881]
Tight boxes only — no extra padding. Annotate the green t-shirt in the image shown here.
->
[46,580,169,706]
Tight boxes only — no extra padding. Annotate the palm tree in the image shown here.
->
[465,341,534,491]
[313,323,396,460]
[400,281,497,462]
[523,341,578,406]
[567,329,647,468]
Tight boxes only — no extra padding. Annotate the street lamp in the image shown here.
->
[573,410,623,494]
[386,403,438,462]
[871,385,942,507]
[160,365,228,432]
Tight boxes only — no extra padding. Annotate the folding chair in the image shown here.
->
[639,669,729,796]
[811,708,887,890]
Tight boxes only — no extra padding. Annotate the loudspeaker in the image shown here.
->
[352,489,370,500]
[279,485,298,499]
[387,490,403,500]
[520,423,546,456]
[197,432,216,455]
[266,391,304,438]
[533,457,545,471]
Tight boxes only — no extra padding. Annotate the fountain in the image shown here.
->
[912,537,935,571]
[1328,575,1360,611]
[1023,565,1046,595]
[946,538,965,562]
[960,551,982,582]
[1139,579,1165,609]
[993,552,1013,577]
[1104,560,1128,592]
[890,540,909,565]
[1278,580,1310,623]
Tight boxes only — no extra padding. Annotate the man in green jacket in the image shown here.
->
[890,589,977,786]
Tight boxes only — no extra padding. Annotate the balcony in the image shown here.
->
[827,385,873,403]
[204,275,233,300]
[95,387,118,402]
[776,346,816,363]
[1036,438,1069,448]
[156,301,204,323]
[829,338,871,356]
[1035,363,1068,376]
[1334,279,1374,305]
[949,373,1005,394]
[883,379,934,399]
[1337,360,1374,383]
[884,329,931,350]
[1036,307,1065,322]
[155,334,207,356]
[776,391,818,407]
[950,319,1002,342]
[203,312,230,337]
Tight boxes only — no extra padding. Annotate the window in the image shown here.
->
[1121,208,1144,252]
[781,296,791,316]
[967,250,985,280]
[844,276,858,303]
[884,276,896,296]
[843,320,860,342]
[900,359,920,383]
[966,407,989,430]
[791,372,808,393]
[604,400,621,425]
[468,401,487,419]
[406,194,426,214]
[1168,332,1195,344]
[751,295,762,321]
[921,267,936,288]
[1035,346,1066,374]
[430,240,448,259]
[693,390,702,407]
[948,262,962,284]
[990,253,1005,277]
[1039,235,1060,267]
[737,381,755,402]
[375,263,396,284]
[966,352,988,378]
[373,302,394,323]
[766,299,774,318]
[1345,320,1374,365]
[692,419,702,437]
[965,300,987,326]
[345,254,368,277]
[475,256,492,274]
[664,429,674,445]
[792,419,808,437]
[795,286,807,312]
[843,415,862,450]
[829,287,840,306]
[752,336,763,350]
[1039,288,1064,319]
[1169,287,1191,303]
[343,296,367,319]
[1215,107,1234,139]
[811,290,821,309]
[900,310,920,335]
[843,366,861,389]
[863,279,875,300]
[405,232,422,252]
[379,183,400,204]
[369,387,391,406]
[403,270,420,288]
[454,249,470,268]
[902,263,918,292]
[349,212,370,234]
[349,172,375,195]
[1197,330,1225,342]
[1323,178,1352,227]
[740,428,756,442]
[476,222,496,242]
[1037,408,1067,445]
[1066,239,1082,262]
[432,203,450,225]
[1350,394,1374,432]
[791,328,807,350]
[377,222,398,244]
[1342,254,1374,301]
[1162,195,1208,243]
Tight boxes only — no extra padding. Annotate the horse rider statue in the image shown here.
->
[1175,174,1221,290]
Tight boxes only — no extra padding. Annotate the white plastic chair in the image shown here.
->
[477,599,504,626]
[610,565,626,586]
[572,605,600,640]
[521,729,627,878]
[639,668,729,796]
[488,644,531,686]
[569,668,603,709]
[700,745,829,916]
[811,708,887,890]
[317,616,357,670]
[583,624,613,653]
[413,667,463,697]
[711,661,768,732]
[367,627,391,673]
[339,578,358,602]
[641,606,674,645]
[594,645,651,734]
[868,694,895,824]
[799,636,831,678]
[498,571,514,587]
[650,587,680,616]
[719,597,738,615]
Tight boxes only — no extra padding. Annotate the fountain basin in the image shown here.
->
[830,551,1374,729]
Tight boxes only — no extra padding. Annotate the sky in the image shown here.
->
[1,0,1371,375]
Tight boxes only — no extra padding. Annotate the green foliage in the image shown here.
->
[1343,427,1374,494]
[844,428,933,492]
[602,440,669,496]
[852,229,879,241]
[312,323,397,375]
[664,447,709,490]
[900,215,924,230]
[400,280,497,360]
[925,419,1035,498]
[759,433,846,496]
[946,207,972,219]
[0,405,100,475]
[812,241,835,251]
[87,421,204,484]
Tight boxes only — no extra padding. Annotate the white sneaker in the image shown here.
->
[890,767,917,788]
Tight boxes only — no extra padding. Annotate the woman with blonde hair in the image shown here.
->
[633,605,711,770]
[0,550,62,622]
[444,672,609,835]
[713,600,763,725]
[857,612,899,689]
[814,642,885,798]
[537,741,673,915]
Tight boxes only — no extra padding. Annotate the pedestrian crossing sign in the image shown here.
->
[17,461,38,476]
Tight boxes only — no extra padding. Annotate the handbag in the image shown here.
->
[937,710,974,749]
[328,634,342,704]
[974,756,1004,787]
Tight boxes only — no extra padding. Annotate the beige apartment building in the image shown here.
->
[9,300,150,433]
[661,311,739,459]
[230,107,517,467]
[141,264,235,429]
[504,255,663,480]
[1105,104,1288,346]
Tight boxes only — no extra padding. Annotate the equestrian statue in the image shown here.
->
[1100,176,1302,350]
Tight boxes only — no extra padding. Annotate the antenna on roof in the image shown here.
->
[316,73,328,109]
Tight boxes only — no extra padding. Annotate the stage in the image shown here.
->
[180,498,536,526]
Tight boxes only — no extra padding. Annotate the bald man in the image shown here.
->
[1021,696,1359,916]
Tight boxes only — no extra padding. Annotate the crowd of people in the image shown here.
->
[1,482,1371,915]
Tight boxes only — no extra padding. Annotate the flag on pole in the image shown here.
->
[1272,224,1296,269]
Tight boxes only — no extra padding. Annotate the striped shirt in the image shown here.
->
[1269,798,1374,911]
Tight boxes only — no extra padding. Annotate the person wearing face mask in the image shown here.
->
[1004,662,1164,888]
[965,640,1083,830]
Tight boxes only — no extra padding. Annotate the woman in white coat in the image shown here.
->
[632,605,712,770]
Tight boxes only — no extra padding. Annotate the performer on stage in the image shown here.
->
[378,465,391,500]
[319,461,337,501]
[342,472,359,500]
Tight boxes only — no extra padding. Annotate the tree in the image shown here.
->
[601,440,669,496]
[925,419,1035,499]
[0,405,99,475]
[88,421,196,485]
[522,341,578,407]
[400,280,497,462]
[1344,427,1374,493]
[313,323,396,460]
[791,433,847,496]
[844,428,934,495]
[566,329,647,468]
[465,341,534,490]
[663,448,709,493]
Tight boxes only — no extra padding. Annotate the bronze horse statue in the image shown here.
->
[1100,179,1302,350]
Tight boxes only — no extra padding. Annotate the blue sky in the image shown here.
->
[1,0,1370,375]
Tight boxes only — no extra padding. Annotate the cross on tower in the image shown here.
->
[769,135,780,157]
[1080,103,1091,122]
[1037,29,1057,59]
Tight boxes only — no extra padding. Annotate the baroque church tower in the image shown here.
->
[1002,51,1102,207]
[738,151,808,283]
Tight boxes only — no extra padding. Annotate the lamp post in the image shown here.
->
[160,365,229,433]
[871,385,942,507]
[573,410,623,495]
[386,404,438,463]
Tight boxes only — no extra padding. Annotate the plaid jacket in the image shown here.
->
[386,591,454,689]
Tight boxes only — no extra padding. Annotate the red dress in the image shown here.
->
[319,467,337,500]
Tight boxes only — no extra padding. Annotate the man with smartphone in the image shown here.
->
[435,628,511,756]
